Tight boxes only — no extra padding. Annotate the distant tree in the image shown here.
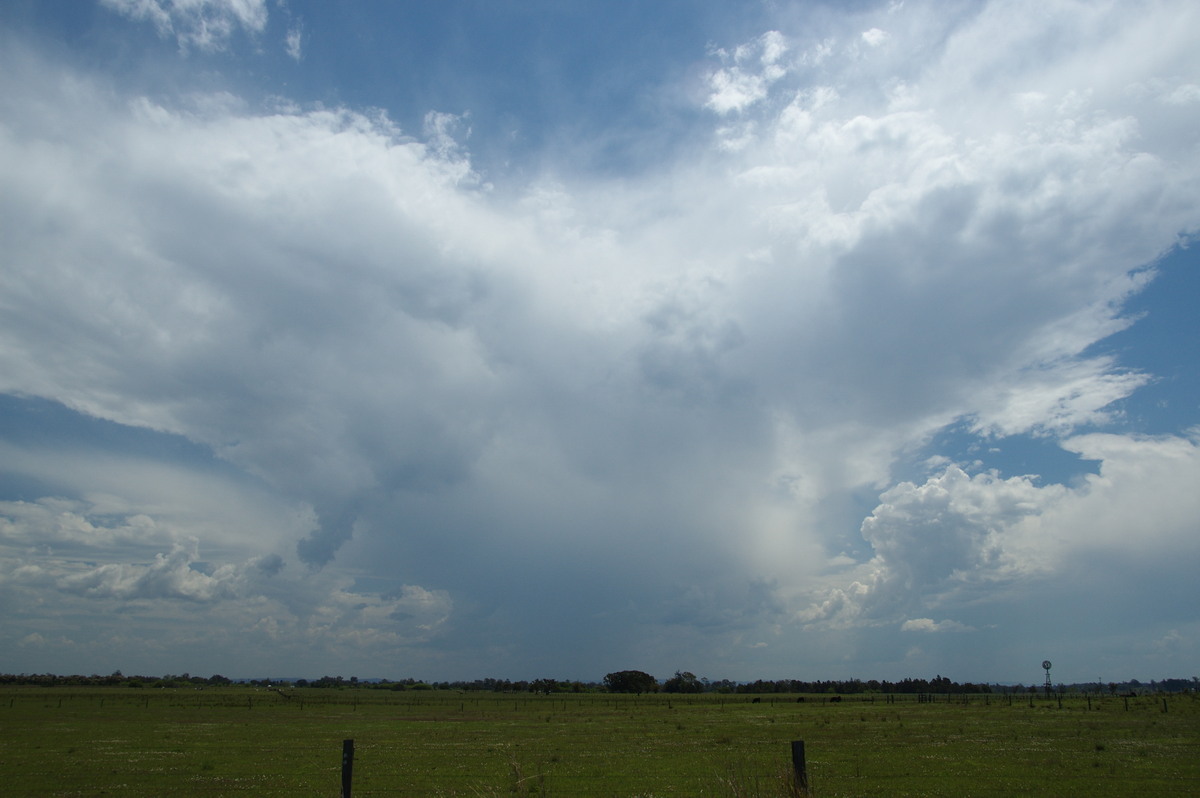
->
[603,670,658,694]
[662,671,703,694]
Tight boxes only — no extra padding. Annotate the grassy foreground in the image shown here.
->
[1,687,1197,796]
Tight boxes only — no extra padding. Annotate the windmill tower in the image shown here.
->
[1042,660,1053,696]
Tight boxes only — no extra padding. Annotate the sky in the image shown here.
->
[0,0,1197,686]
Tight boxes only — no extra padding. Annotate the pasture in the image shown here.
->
[1,687,1197,796]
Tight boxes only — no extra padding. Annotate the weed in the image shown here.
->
[720,763,809,798]
[505,751,548,796]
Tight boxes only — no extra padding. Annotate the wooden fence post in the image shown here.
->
[790,740,809,795]
[341,738,355,798]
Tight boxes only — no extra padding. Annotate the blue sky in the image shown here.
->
[1,0,1198,685]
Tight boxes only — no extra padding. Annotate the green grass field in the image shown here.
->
[2,687,1197,796]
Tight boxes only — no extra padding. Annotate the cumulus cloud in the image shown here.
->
[797,466,1058,629]
[0,488,453,673]
[706,31,790,114]
[57,542,243,602]
[0,490,284,604]
[0,497,174,549]
[803,430,1200,637]
[862,467,1057,600]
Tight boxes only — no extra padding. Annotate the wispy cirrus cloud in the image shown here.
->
[100,0,268,52]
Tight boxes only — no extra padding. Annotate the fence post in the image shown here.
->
[342,738,355,798]
[790,740,808,795]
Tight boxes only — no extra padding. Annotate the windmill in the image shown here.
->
[1042,660,1053,696]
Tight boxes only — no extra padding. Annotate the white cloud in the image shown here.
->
[803,430,1200,634]
[966,353,1150,438]
[901,618,975,633]
[1049,431,1200,553]
[101,0,269,52]
[0,441,310,556]
[305,584,453,647]
[855,466,1059,616]
[861,28,889,47]
[0,487,454,672]
[1162,84,1200,105]
[0,497,173,549]
[57,542,243,602]
[423,110,473,162]
[706,31,790,114]
[2,0,1199,678]
[285,25,302,61]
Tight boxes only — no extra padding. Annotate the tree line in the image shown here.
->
[0,671,233,689]
[603,671,995,695]
[2,670,1194,695]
